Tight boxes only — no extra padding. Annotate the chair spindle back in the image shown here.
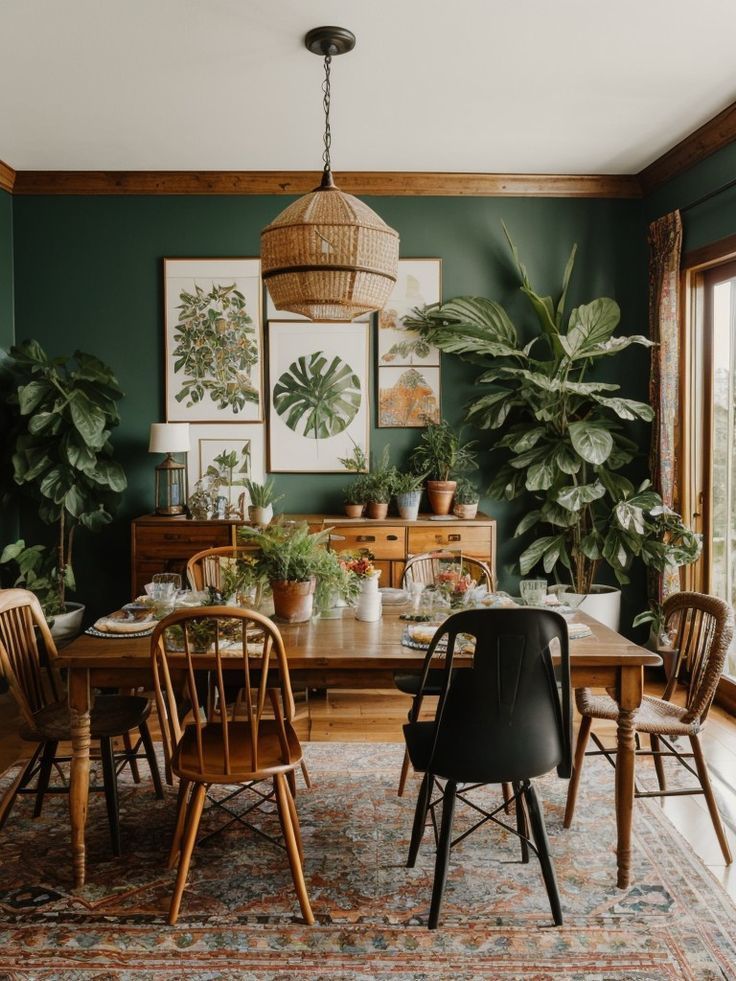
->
[402,552,493,591]
[186,546,257,593]
[151,607,295,777]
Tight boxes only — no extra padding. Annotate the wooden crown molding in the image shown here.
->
[0,159,16,193]
[639,98,736,195]
[10,169,642,198]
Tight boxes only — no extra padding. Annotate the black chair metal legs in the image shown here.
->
[523,782,562,926]
[428,779,457,929]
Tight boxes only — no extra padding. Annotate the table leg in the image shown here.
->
[614,664,643,889]
[68,667,91,890]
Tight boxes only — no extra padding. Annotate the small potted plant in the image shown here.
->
[393,471,426,521]
[239,519,330,622]
[244,477,284,526]
[342,474,368,518]
[410,420,478,515]
[313,548,360,619]
[363,447,398,520]
[453,478,480,519]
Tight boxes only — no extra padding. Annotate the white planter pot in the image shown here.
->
[248,504,273,526]
[50,602,85,648]
[395,491,422,521]
[355,573,382,621]
[549,584,621,631]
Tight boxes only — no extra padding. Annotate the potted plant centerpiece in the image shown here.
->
[1,340,127,643]
[313,548,360,618]
[239,519,330,622]
[393,471,426,521]
[453,478,480,519]
[410,420,478,516]
[338,442,369,517]
[363,447,398,520]
[244,477,284,527]
[406,228,699,628]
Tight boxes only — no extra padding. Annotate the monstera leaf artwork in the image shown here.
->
[273,351,362,439]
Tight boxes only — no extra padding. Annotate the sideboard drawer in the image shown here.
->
[330,525,406,559]
[135,524,232,560]
[407,525,491,558]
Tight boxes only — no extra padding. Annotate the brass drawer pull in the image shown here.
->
[387,534,398,541]
[356,535,376,543]
[448,534,461,542]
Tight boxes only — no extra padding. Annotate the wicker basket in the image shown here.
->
[261,174,399,322]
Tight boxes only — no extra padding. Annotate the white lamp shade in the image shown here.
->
[148,423,190,454]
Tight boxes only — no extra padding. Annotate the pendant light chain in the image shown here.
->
[322,54,332,174]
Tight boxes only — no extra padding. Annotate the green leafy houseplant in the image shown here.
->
[2,340,127,613]
[409,420,478,483]
[363,446,398,515]
[393,471,427,495]
[454,478,480,505]
[243,478,284,509]
[407,228,700,603]
[0,540,71,618]
[313,548,360,618]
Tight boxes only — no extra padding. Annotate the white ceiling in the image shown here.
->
[2,0,736,174]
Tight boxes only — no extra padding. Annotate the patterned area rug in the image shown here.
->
[0,743,735,980]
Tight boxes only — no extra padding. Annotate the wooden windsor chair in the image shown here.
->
[0,588,163,854]
[151,606,314,925]
[186,545,312,790]
[395,551,494,797]
[564,591,734,863]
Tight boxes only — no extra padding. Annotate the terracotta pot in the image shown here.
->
[366,501,389,520]
[344,503,365,518]
[270,577,316,623]
[427,480,457,515]
[453,502,478,520]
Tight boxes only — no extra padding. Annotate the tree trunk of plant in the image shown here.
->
[58,510,66,611]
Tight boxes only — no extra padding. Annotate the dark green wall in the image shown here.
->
[10,193,649,622]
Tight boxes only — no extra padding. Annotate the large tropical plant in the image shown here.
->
[2,339,127,610]
[406,229,700,596]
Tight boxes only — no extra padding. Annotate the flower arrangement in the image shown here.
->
[339,550,379,580]
[435,566,476,608]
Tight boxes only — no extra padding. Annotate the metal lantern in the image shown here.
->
[261,27,399,322]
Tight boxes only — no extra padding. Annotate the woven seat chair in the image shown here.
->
[151,606,314,926]
[0,589,163,854]
[395,552,494,797]
[186,545,311,791]
[564,591,734,863]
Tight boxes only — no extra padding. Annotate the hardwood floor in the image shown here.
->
[2,675,736,901]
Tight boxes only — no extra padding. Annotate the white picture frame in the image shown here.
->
[165,258,264,422]
[377,258,442,367]
[267,321,370,473]
[187,424,265,508]
[377,365,441,428]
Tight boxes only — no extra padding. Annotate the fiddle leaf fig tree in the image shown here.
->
[4,339,127,610]
[406,227,700,599]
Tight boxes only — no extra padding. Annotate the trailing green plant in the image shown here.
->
[454,477,480,505]
[406,227,700,601]
[172,282,258,413]
[393,471,427,496]
[238,519,331,583]
[409,419,478,482]
[2,340,127,610]
[0,540,70,619]
[244,477,284,509]
[363,446,399,503]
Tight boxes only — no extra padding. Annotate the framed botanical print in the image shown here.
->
[377,365,441,428]
[187,424,265,506]
[267,321,370,472]
[165,258,264,422]
[377,258,442,367]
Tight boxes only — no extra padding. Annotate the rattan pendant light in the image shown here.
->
[261,27,399,322]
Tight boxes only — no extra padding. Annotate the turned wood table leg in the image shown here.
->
[614,665,642,889]
[69,667,92,890]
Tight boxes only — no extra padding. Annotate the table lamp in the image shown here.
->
[148,423,190,516]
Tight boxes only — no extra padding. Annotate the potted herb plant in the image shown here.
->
[409,420,478,515]
[243,477,284,527]
[339,442,369,517]
[363,447,398,520]
[1,340,127,642]
[393,471,426,521]
[239,519,330,622]
[406,227,699,628]
[313,548,360,619]
[453,478,480,519]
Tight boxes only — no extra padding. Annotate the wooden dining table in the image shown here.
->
[57,608,660,892]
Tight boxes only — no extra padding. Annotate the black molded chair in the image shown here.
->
[404,607,571,929]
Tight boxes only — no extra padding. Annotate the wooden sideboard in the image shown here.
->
[130,512,497,598]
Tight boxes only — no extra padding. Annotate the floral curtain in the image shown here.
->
[648,210,683,601]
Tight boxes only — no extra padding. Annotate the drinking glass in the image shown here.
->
[519,579,547,606]
[152,573,182,592]
[408,581,425,614]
